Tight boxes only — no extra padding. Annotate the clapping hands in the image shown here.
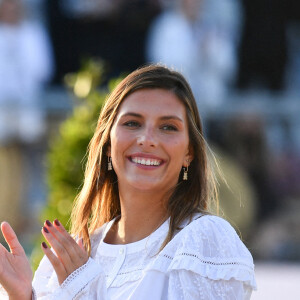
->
[0,219,88,299]
[41,220,88,285]
[0,222,33,300]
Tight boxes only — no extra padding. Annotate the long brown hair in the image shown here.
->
[71,64,218,254]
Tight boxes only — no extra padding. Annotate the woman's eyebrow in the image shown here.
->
[160,116,183,123]
[119,113,183,123]
[119,112,142,118]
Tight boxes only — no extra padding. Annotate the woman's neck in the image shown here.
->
[105,189,169,245]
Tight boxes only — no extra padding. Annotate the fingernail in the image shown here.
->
[54,219,60,226]
[46,220,52,227]
[42,242,47,249]
[43,226,49,233]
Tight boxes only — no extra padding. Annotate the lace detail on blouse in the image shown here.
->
[162,252,252,269]
[61,259,92,289]
[168,270,251,300]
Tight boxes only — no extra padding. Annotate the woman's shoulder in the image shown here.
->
[149,214,257,289]
[171,214,253,261]
[178,214,243,241]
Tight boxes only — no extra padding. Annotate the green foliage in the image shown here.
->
[30,60,124,270]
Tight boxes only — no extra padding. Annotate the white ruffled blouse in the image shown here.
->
[1,214,257,299]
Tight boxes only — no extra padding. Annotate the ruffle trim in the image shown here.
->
[108,252,256,290]
[148,215,257,289]
[148,251,257,290]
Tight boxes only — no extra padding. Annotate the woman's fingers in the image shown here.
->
[45,220,87,263]
[41,226,74,273]
[1,222,25,256]
[40,242,67,285]
[51,220,78,250]
[54,220,87,257]
[41,220,88,278]
[54,221,87,262]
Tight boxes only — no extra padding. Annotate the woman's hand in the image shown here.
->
[41,219,88,285]
[0,222,33,300]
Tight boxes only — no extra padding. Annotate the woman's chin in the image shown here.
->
[126,178,165,192]
[131,183,161,192]
[125,177,177,194]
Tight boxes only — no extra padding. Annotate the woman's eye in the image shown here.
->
[123,121,140,128]
[161,125,178,131]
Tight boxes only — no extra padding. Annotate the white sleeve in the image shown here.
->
[168,269,252,300]
[32,257,108,299]
[148,215,256,299]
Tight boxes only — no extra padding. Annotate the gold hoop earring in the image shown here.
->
[108,157,112,171]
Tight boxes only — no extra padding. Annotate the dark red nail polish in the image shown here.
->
[42,242,47,249]
[43,226,49,233]
[54,219,60,226]
[46,220,52,227]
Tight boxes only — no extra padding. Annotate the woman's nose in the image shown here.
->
[137,128,157,148]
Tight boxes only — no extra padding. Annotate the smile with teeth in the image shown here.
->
[131,157,162,166]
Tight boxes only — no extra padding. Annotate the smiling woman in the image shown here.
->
[0,65,256,299]
[109,89,191,198]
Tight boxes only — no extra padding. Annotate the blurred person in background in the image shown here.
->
[0,0,53,143]
[146,0,241,110]
[47,0,161,84]
[0,0,53,252]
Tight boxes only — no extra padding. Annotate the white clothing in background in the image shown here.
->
[0,21,53,143]
[146,8,237,109]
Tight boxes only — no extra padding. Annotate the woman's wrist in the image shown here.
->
[9,288,33,300]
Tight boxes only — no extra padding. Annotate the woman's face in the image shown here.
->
[109,88,192,193]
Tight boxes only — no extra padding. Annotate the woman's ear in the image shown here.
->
[184,145,194,166]
[106,145,111,157]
